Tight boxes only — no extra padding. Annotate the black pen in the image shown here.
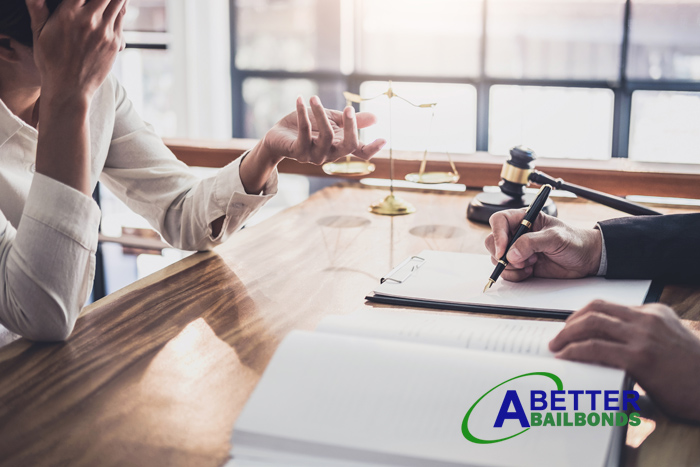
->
[483,184,553,292]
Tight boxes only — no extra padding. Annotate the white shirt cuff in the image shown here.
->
[208,151,278,242]
[23,173,101,251]
[595,224,608,276]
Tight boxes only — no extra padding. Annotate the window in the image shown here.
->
[628,1,700,81]
[113,0,232,139]
[236,0,344,73]
[485,0,625,81]
[489,86,614,159]
[112,0,175,136]
[629,91,700,163]
[231,0,700,164]
[355,0,482,77]
[360,81,477,154]
[626,0,700,163]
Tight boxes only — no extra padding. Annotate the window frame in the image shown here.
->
[228,0,700,159]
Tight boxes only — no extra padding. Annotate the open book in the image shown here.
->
[230,310,629,467]
[366,250,655,319]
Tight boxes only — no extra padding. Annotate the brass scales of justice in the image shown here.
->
[321,82,460,216]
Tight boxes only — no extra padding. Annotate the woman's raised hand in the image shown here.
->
[26,0,127,102]
[261,96,386,166]
[238,96,385,195]
[27,0,127,195]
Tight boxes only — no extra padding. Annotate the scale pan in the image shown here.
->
[369,194,416,216]
[322,160,376,176]
[405,171,460,184]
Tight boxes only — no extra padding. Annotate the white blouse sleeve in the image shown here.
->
[0,174,100,341]
[100,76,277,251]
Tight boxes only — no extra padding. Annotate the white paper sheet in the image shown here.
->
[374,251,652,313]
[317,309,565,357]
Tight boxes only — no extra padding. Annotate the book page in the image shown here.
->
[374,250,652,313]
[317,309,565,357]
[233,331,625,467]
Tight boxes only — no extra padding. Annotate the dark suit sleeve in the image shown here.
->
[598,213,700,284]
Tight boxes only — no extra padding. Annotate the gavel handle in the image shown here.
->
[529,171,662,216]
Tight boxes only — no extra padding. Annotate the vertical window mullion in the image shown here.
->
[347,75,362,113]
[229,0,245,138]
[476,0,489,152]
[612,89,632,158]
[612,0,633,158]
[476,81,490,153]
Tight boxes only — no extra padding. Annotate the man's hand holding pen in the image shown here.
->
[484,208,603,283]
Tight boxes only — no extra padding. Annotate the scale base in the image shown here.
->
[405,171,460,184]
[322,160,376,176]
[369,194,416,216]
[467,191,557,224]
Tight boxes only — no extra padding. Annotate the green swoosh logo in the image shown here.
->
[461,372,563,444]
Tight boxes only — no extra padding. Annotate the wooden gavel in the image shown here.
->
[467,146,661,224]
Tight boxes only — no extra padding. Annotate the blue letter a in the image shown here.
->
[494,390,530,428]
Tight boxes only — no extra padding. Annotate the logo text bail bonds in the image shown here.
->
[462,372,641,444]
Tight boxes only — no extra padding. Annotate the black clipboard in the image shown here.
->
[365,254,664,320]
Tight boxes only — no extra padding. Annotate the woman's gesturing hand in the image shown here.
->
[262,96,386,166]
[26,0,127,102]
[239,96,386,195]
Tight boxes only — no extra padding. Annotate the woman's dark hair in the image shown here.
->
[0,0,34,46]
[0,0,63,47]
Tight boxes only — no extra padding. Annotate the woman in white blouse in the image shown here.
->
[0,0,386,341]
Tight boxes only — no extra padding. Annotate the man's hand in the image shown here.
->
[549,301,700,422]
[484,209,603,282]
[239,96,385,194]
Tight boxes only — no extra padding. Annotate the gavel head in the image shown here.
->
[499,146,536,198]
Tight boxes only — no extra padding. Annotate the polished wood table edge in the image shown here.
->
[80,250,216,318]
[165,138,700,199]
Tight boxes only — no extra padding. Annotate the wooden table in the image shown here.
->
[1,183,699,466]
